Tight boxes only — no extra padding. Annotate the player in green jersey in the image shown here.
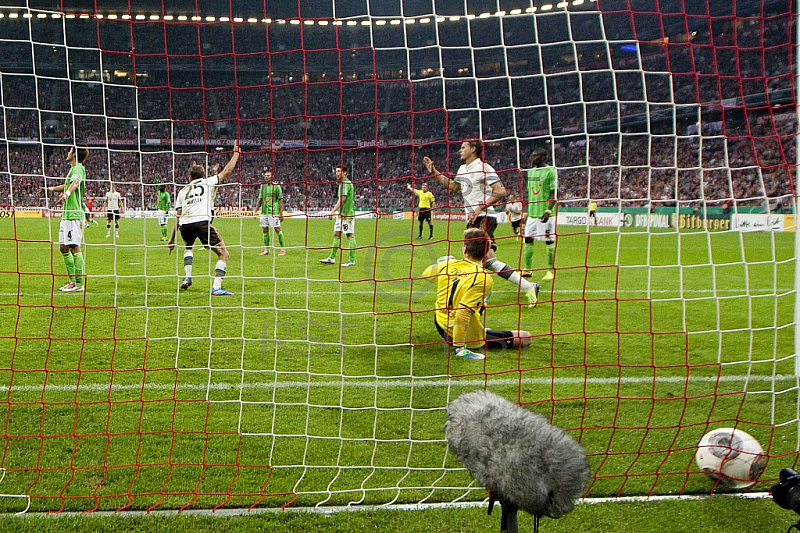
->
[253,170,286,256]
[39,146,89,292]
[320,165,356,267]
[156,185,171,241]
[521,148,557,281]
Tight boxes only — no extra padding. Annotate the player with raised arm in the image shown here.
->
[407,182,436,240]
[39,146,89,292]
[422,228,532,360]
[254,169,286,256]
[156,184,171,241]
[423,140,539,307]
[521,148,557,281]
[319,165,356,267]
[168,142,240,295]
[103,183,123,238]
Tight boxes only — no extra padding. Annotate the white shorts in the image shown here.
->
[157,210,168,226]
[59,219,84,246]
[523,217,555,242]
[334,217,354,235]
[259,215,281,229]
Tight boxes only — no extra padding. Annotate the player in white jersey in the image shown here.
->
[423,140,539,307]
[168,142,240,296]
[103,183,123,238]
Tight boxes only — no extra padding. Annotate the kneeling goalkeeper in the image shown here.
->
[422,228,531,360]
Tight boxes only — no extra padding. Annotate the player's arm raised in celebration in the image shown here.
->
[215,141,240,183]
[423,156,460,193]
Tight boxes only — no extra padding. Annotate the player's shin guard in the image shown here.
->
[183,250,193,279]
[522,242,535,270]
[73,252,84,286]
[485,257,534,293]
[348,237,356,262]
[213,260,227,290]
[62,252,75,283]
[328,237,340,260]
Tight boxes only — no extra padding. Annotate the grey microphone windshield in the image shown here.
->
[445,390,590,533]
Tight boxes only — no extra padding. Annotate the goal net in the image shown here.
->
[0,0,797,513]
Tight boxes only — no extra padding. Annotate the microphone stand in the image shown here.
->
[489,493,541,533]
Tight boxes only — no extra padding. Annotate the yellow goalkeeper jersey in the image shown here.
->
[422,258,493,348]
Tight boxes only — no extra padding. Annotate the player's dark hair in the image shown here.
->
[336,165,348,175]
[465,140,483,160]
[188,164,205,181]
[528,148,548,168]
[158,184,166,192]
[463,228,490,261]
[75,145,89,163]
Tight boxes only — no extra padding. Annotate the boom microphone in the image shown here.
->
[444,390,589,533]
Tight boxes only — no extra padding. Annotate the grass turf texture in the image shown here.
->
[0,215,795,513]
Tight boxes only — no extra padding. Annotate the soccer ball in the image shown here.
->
[695,427,766,490]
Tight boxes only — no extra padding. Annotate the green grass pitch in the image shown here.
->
[0,214,795,513]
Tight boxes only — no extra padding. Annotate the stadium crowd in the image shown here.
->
[0,8,794,213]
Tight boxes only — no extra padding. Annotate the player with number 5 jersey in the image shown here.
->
[168,142,240,295]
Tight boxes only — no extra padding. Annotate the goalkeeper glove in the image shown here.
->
[453,345,485,360]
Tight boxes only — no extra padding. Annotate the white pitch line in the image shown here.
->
[0,492,774,519]
[0,374,794,395]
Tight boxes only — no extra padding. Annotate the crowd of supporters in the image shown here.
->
[0,9,794,213]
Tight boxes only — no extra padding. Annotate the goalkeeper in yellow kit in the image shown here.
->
[422,228,531,360]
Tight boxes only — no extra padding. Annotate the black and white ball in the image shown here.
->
[695,427,766,490]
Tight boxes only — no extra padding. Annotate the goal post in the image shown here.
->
[0,0,797,514]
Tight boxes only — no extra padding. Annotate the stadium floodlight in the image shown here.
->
[419,17,431,23]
